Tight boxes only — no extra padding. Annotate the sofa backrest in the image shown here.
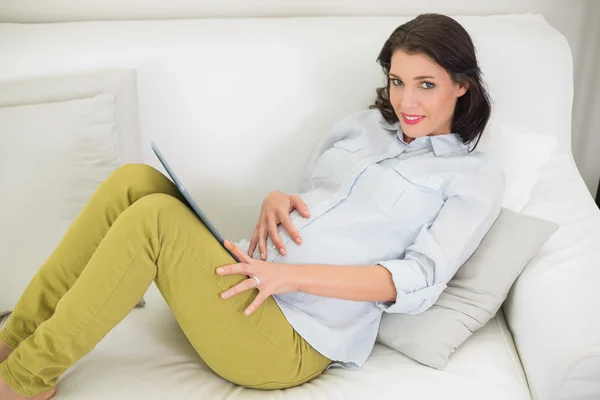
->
[0,14,573,239]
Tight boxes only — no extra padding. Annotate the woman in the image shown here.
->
[0,13,503,399]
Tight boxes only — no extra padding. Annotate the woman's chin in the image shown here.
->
[400,128,423,141]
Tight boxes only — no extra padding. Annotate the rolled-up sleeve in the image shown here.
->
[376,158,505,314]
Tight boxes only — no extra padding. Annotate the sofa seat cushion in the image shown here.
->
[52,284,531,399]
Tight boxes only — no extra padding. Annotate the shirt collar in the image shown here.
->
[378,118,469,156]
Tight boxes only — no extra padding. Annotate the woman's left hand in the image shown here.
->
[216,240,299,316]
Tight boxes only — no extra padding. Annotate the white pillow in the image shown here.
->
[0,70,144,315]
[376,208,558,369]
[0,70,141,165]
[0,94,123,315]
[478,120,559,212]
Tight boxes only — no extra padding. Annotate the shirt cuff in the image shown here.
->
[376,259,447,314]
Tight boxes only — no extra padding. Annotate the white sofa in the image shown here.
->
[1,14,599,400]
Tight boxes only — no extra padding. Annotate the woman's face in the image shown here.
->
[388,50,467,143]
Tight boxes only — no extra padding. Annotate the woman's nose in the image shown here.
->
[400,87,419,109]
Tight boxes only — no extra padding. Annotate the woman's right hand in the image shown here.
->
[247,191,310,260]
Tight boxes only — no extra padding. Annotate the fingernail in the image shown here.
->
[260,252,265,259]
[279,248,286,255]
[295,237,302,244]
[217,268,224,274]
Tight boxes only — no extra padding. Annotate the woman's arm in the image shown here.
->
[290,264,397,302]
[219,158,503,316]
[291,159,504,313]
[218,242,398,316]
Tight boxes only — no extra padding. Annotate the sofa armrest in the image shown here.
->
[503,153,600,400]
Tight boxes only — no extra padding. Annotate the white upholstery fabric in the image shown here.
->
[0,13,596,400]
[0,14,573,242]
[0,94,120,314]
[503,152,600,400]
[558,356,600,400]
[0,70,146,314]
[0,70,142,165]
[479,120,559,212]
[53,284,531,399]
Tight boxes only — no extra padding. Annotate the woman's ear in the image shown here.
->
[455,81,469,97]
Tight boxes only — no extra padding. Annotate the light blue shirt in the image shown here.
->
[236,109,504,369]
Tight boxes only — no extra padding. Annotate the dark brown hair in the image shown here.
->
[369,13,490,151]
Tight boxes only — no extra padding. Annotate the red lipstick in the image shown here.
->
[401,113,426,125]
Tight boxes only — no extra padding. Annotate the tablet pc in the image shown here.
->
[151,142,240,263]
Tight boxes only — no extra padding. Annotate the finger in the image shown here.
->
[244,292,270,316]
[278,210,302,245]
[216,262,246,276]
[257,218,268,261]
[220,277,258,300]
[224,240,252,264]
[290,195,311,218]
[248,228,259,257]
[266,212,286,255]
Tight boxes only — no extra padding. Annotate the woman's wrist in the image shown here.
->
[281,263,304,292]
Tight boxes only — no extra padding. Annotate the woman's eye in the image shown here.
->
[420,82,435,89]
[390,78,403,86]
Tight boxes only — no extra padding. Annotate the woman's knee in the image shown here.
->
[105,163,178,199]
[107,163,162,186]
[127,193,199,236]
[128,192,184,215]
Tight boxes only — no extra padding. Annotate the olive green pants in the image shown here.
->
[0,164,331,396]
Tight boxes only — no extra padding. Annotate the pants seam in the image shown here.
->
[21,234,155,395]
[0,349,33,396]
[0,329,19,350]
[243,366,328,389]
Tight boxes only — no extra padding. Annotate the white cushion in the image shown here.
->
[0,70,145,315]
[0,69,142,165]
[503,152,600,400]
[53,284,531,399]
[478,120,559,211]
[377,208,558,370]
[0,94,119,315]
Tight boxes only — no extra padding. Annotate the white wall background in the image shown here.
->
[0,0,598,196]
[571,0,600,200]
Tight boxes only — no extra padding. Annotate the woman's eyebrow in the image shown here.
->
[389,73,436,80]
